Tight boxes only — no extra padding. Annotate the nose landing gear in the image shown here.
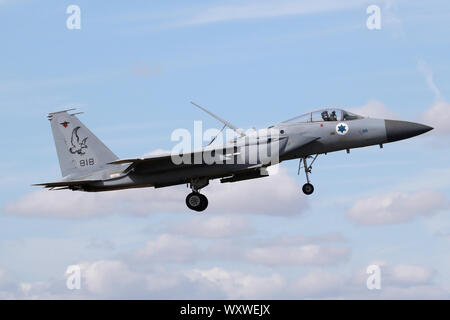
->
[298,155,318,195]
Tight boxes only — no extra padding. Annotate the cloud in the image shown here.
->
[0,262,285,299]
[381,0,405,38]
[5,167,307,218]
[349,99,399,119]
[2,261,447,299]
[208,167,306,215]
[169,216,251,238]
[420,100,450,135]
[133,234,199,263]
[268,232,347,246]
[174,0,370,27]
[418,59,442,101]
[186,267,285,299]
[81,260,141,296]
[388,264,434,286]
[243,233,350,266]
[290,269,345,297]
[347,263,447,299]
[0,268,19,299]
[418,59,450,135]
[3,190,117,218]
[380,284,449,299]
[245,244,350,266]
[204,233,350,266]
[347,190,447,226]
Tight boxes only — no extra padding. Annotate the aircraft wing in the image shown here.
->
[108,152,175,165]
[109,134,320,173]
[33,179,98,189]
[108,148,234,174]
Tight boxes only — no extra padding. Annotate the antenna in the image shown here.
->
[190,101,246,137]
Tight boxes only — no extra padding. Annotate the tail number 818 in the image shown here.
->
[80,158,95,167]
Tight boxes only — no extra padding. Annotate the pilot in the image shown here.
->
[321,111,329,121]
[329,110,337,121]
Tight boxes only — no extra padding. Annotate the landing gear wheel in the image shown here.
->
[302,183,314,195]
[198,194,208,211]
[186,192,208,212]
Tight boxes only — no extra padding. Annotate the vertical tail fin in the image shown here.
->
[47,110,118,178]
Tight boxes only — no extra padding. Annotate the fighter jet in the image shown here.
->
[35,103,433,212]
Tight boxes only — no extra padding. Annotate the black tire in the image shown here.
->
[198,194,208,212]
[186,192,202,211]
[302,183,314,195]
[186,192,208,212]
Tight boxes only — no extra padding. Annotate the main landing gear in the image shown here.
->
[186,178,209,212]
[298,155,318,195]
[186,192,208,212]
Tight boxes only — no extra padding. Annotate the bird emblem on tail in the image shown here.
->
[69,126,88,155]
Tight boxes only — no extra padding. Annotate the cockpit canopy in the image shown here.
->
[283,108,364,123]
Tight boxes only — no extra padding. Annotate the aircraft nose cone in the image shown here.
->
[385,120,433,142]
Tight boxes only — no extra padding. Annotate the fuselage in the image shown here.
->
[79,116,432,192]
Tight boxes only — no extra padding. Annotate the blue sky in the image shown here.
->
[0,0,449,299]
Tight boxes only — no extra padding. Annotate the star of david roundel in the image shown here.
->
[336,122,349,135]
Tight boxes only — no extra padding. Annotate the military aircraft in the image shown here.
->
[35,103,433,212]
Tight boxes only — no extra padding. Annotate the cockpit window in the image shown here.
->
[342,111,363,120]
[282,108,363,123]
[283,113,311,123]
[311,109,342,122]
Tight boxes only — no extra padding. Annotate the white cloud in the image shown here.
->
[1,260,448,299]
[81,260,148,297]
[3,190,117,218]
[133,234,199,263]
[290,269,345,297]
[186,267,285,299]
[245,244,350,266]
[5,167,307,218]
[170,216,251,238]
[417,59,450,135]
[380,284,449,299]
[205,233,350,266]
[349,99,399,119]
[347,190,447,226]
[175,0,370,27]
[270,232,347,245]
[208,167,307,215]
[388,264,434,285]
[347,263,447,299]
[0,268,18,298]
[421,100,450,135]
[418,59,442,101]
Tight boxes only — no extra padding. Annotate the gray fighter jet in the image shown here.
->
[35,103,433,212]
